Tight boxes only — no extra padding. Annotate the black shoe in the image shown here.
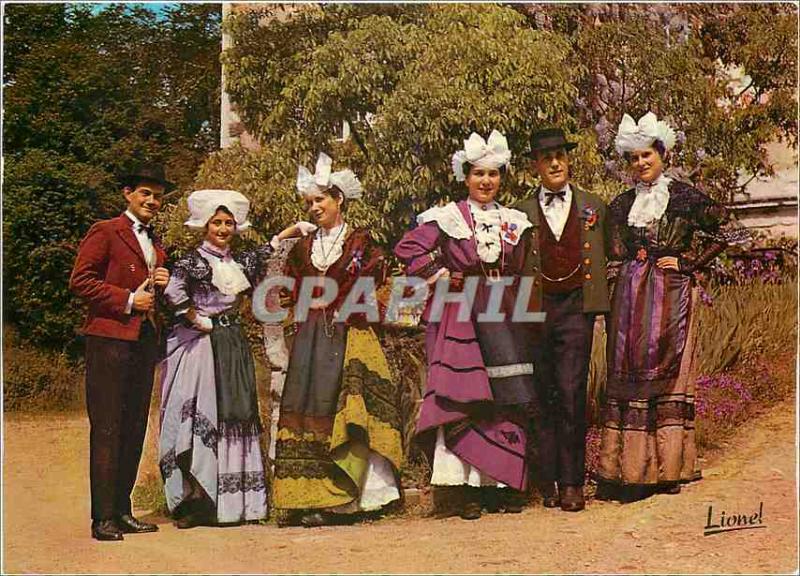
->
[300,512,332,528]
[116,514,158,533]
[277,510,306,528]
[176,509,212,529]
[539,482,559,508]
[559,485,585,512]
[503,489,527,513]
[91,519,124,541]
[460,487,482,520]
[481,487,502,514]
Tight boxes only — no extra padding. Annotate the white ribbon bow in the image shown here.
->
[614,112,676,155]
[296,152,362,199]
[451,130,512,181]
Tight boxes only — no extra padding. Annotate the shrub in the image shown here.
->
[3,327,84,411]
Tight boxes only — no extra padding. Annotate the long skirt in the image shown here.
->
[272,310,403,511]
[419,277,535,491]
[597,260,702,487]
[158,323,268,523]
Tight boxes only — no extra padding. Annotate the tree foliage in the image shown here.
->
[210,4,586,248]
[3,3,222,350]
[201,3,796,253]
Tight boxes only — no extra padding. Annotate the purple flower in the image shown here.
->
[694,372,753,422]
[347,249,364,274]
[699,286,714,307]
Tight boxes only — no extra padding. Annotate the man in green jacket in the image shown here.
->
[515,128,609,512]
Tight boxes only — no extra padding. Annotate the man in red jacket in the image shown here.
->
[70,165,172,541]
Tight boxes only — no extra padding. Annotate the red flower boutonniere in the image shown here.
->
[582,205,598,231]
[501,222,519,244]
[636,247,648,262]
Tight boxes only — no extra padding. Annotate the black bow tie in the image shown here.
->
[544,189,566,206]
[137,223,156,241]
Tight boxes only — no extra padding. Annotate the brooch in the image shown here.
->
[582,205,598,231]
[346,248,364,275]
[501,222,518,244]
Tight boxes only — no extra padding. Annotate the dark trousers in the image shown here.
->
[85,324,157,521]
[531,289,594,487]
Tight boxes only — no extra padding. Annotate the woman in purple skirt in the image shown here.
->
[596,113,748,502]
[158,189,300,528]
[395,130,536,519]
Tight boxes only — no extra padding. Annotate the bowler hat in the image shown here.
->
[530,128,578,155]
[120,163,175,191]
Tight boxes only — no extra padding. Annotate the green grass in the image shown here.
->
[694,281,798,375]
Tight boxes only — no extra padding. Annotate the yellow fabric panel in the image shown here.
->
[272,476,354,510]
[345,327,393,378]
[276,427,329,444]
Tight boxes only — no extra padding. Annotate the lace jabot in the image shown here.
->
[628,174,672,228]
[469,200,503,263]
[310,222,347,272]
[199,241,251,296]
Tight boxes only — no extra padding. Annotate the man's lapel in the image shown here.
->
[115,214,147,265]
[572,185,586,214]
[571,184,590,243]
[527,186,542,227]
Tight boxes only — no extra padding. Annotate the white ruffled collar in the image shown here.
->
[199,241,251,296]
[311,222,348,272]
[416,201,532,257]
[628,174,672,228]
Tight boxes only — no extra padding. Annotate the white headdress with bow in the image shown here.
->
[184,189,252,233]
[296,152,362,199]
[451,130,512,182]
[614,112,676,155]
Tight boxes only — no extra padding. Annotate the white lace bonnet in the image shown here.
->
[614,112,676,155]
[184,189,251,233]
[451,130,512,182]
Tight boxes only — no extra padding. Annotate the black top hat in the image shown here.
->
[120,163,175,191]
[530,128,578,155]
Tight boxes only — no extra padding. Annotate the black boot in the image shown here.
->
[460,487,482,520]
[504,489,527,513]
[538,481,560,508]
[481,487,502,513]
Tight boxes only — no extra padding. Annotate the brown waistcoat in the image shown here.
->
[539,200,583,294]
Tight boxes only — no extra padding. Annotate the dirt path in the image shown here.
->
[3,399,797,574]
